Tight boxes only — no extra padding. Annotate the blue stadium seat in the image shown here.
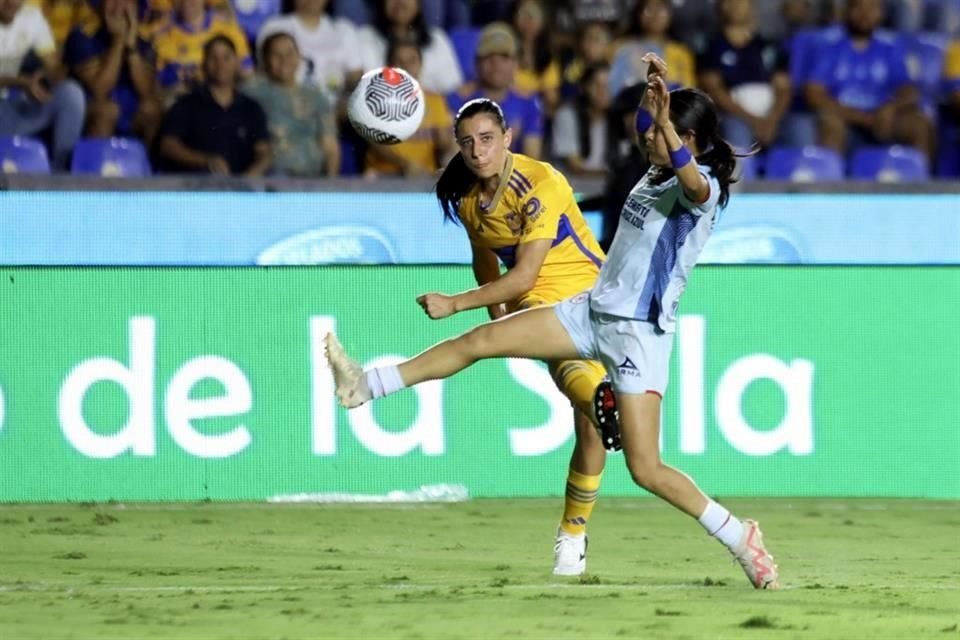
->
[0,136,51,175]
[233,0,281,42]
[448,27,481,83]
[850,145,930,182]
[906,32,948,120]
[71,137,152,177]
[764,146,845,182]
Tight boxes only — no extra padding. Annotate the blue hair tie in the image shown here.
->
[635,106,653,134]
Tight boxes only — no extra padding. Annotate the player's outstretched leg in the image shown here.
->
[325,306,582,408]
[617,392,780,589]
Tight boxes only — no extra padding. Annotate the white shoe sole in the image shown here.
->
[323,333,365,408]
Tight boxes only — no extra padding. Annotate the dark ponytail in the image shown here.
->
[436,153,477,224]
[665,88,739,209]
[435,98,508,224]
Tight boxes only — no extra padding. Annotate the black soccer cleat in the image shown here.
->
[593,381,622,452]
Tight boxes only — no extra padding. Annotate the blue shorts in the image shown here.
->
[553,293,673,396]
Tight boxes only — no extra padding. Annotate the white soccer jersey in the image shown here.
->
[590,166,721,332]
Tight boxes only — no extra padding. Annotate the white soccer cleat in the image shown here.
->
[323,333,370,408]
[553,529,588,576]
[731,519,780,590]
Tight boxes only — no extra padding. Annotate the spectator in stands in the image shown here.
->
[0,0,85,170]
[150,0,252,101]
[550,0,620,57]
[364,36,455,177]
[698,0,793,149]
[256,0,362,101]
[355,0,463,94]
[65,0,163,145]
[666,0,717,54]
[941,35,960,175]
[244,31,339,177]
[608,0,695,97]
[561,21,612,99]
[141,0,235,26]
[35,0,98,47]
[510,0,560,115]
[447,21,544,158]
[157,35,270,175]
[804,0,932,160]
[551,63,610,175]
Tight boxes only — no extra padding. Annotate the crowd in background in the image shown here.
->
[2,0,960,181]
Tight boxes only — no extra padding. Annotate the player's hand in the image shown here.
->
[647,76,671,128]
[641,52,668,83]
[416,293,458,319]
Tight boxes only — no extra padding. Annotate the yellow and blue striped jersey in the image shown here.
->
[149,10,252,89]
[457,153,604,301]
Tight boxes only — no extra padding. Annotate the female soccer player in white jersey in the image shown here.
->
[325,53,780,589]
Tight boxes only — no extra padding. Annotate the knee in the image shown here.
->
[625,454,665,493]
[459,324,495,360]
[54,79,86,112]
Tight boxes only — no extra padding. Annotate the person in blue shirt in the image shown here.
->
[64,0,163,145]
[446,21,544,159]
[698,0,794,150]
[804,0,932,160]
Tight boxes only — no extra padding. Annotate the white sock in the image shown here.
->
[698,500,745,549]
[365,365,406,399]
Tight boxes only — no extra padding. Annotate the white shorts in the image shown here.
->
[553,293,673,396]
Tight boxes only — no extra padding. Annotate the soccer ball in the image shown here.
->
[347,67,425,145]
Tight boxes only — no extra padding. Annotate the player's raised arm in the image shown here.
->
[648,73,711,205]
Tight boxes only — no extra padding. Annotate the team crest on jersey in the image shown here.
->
[523,197,543,222]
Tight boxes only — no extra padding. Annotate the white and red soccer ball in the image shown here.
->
[347,67,426,145]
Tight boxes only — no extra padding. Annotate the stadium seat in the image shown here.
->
[850,145,930,182]
[70,137,152,177]
[764,146,845,182]
[0,136,51,175]
[448,27,481,83]
[233,0,281,42]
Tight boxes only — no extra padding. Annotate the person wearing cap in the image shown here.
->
[447,21,544,159]
[510,0,561,116]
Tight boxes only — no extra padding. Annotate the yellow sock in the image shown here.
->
[560,468,602,536]
[551,360,607,419]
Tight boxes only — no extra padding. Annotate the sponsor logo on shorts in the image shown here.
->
[617,356,640,377]
[570,292,589,304]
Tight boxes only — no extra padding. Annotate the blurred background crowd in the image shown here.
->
[2,0,960,182]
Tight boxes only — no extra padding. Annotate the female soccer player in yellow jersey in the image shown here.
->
[325,55,780,589]
[413,98,615,576]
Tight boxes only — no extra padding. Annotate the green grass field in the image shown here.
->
[1,499,958,639]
